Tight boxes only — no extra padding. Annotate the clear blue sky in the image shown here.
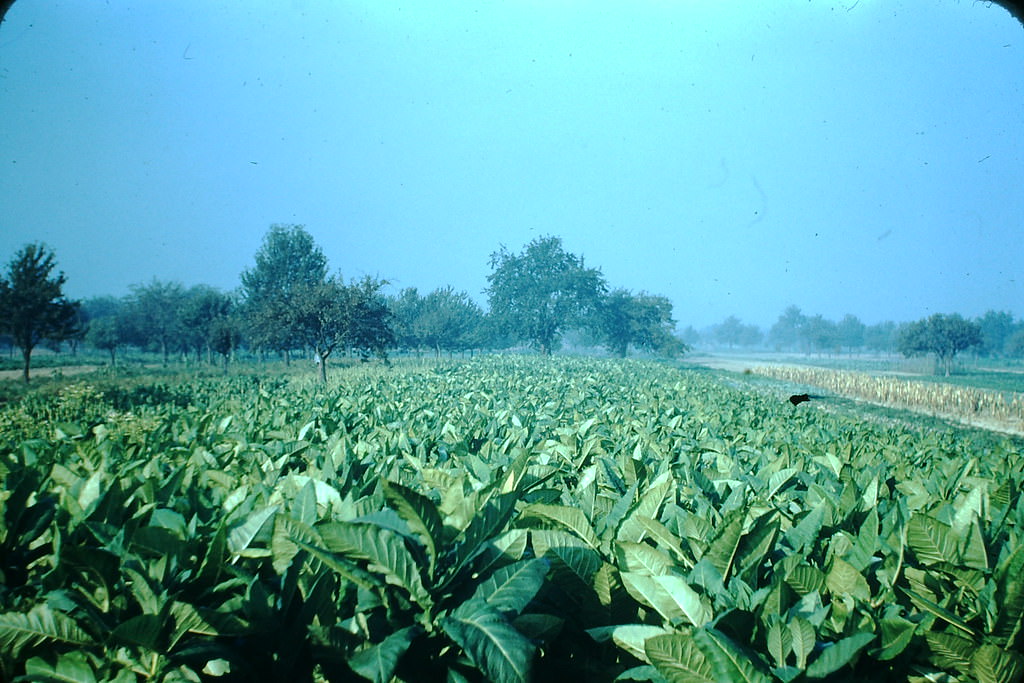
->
[1,1,1021,329]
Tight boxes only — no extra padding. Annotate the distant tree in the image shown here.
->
[976,310,1017,357]
[768,305,806,351]
[802,315,839,354]
[864,320,898,353]
[0,243,82,382]
[486,236,606,355]
[82,296,129,365]
[346,276,394,362]
[126,279,186,365]
[180,285,236,363]
[1006,328,1024,358]
[897,313,982,375]
[837,314,866,354]
[415,287,485,357]
[599,289,678,358]
[388,287,424,353]
[713,315,745,349]
[240,224,328,361]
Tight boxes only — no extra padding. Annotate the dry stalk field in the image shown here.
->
[754,364,1024,435]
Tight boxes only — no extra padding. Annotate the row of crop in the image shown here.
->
[1,357,1023,681]
[754,364,1024,429]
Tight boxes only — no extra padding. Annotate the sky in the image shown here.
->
[1,0,1022,330]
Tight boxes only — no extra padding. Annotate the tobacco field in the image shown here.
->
[0,357,1022,682]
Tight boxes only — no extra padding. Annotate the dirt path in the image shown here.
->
[0,364,103,381]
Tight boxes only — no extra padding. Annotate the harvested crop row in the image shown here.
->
[754,363,1024,430]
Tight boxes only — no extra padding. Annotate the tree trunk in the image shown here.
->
[21,346,31,383]
[109,348,117,366]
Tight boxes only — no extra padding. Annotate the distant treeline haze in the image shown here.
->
[1,226,1020,381]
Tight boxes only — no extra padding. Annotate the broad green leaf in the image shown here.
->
[110,613,165,650]
[906,514,959,566]
[616,541,672,576]
[825,558,870,602]
[877,610,917,661]
[703,510,744,581]
[618,471,673,544]
[621,572,685,623]
[24,652,98,683]
[645,632,716,683]
[655,575,713,627]
[521,503,600,550]
[318,521,431,607]
[471,558,549,617]
[382,479,444,579]
[692,628,771,683]
[924,630,975,673]
[784,505,825,554]
[789,617,815,670]
[804,632,873,678]
[638,516,692,567]
[766,619,791,668]
[901,587,977,638]
[587,624,670,663]
[442,598,535,683]
[227,505,278,555]
[785,565,825,596]
[992,543,1024,648]
[971,643,1024,683]
[0,605,93,658]
[348,625,422,683]
[531,529,603,585]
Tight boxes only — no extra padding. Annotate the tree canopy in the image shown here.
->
[600,289,681,357]
[0,243,81,382]
[486,236,606,355]
[897,313,982,375]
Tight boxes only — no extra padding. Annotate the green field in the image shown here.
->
[1,357,1022,682]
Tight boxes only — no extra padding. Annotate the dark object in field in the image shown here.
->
[788,393,823,405]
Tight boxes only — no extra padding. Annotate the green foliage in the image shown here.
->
[486,235,606,354]
[0,356,1022,681]
[0,243,82,382]
[898,313,984,375]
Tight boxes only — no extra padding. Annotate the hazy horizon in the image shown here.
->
[2,1,1021,330]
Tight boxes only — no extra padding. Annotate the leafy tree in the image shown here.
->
[486,236,606,355]
[803,315,839,354]
[179,285,236,364]
[713,315,744,349]
[388,287,424,353]
[125,279,186,365]
[416,287,485,357]
[599,290,679,358]
[240,224,328,361]
[0,243,81,382]
[293,276,393,382]
[768,305,806,351]
[346,275,394,362]
[976,310,1017,357]
[897,313,982,375]
[864,320,897,353]
[837,314,866,354]
[82,296,131,366]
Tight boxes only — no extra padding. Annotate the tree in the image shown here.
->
[864,321,897,353]
[837,314,866,354]
[416,287,485,357]
[180,285,236,364]
[0,243,82,382]
[976,310,1017,357]
[345,276,394,362]
[803,315,839,355]
[126,279,186,365]
[897,313,982,375]
[240,224,328,361]
[486,236,606,355]
[600,289,681,357]
[388,287,424,354]
[768,305,806,351]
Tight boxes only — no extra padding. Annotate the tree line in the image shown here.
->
[0,227,683,382]
[693,305,1024,375]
